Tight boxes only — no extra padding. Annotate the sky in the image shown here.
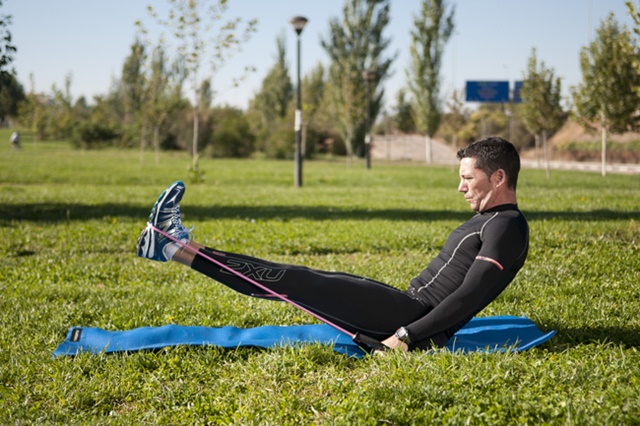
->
[4,0,636,112]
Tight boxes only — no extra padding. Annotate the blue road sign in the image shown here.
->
[513,81,523,103]
[465,81,510,103]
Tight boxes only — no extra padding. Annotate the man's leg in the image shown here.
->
[177,243,429,340]
[136,181,429,340]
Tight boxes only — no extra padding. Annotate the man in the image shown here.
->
[137,137,528,352]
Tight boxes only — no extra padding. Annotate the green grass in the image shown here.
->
[1,132,640,424]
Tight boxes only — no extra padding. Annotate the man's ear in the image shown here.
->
[493,169,507,187]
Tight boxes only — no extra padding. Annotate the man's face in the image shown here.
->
[458,157,497,212]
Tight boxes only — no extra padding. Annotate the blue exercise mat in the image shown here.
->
[53,316,555,358]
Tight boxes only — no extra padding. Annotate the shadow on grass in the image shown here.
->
[1,203,638,224]
[543,325,640,350]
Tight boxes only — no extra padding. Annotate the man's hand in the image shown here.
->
[374,334,409,356]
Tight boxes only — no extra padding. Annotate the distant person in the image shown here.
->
[10,131,20,149]
[136,137,529,352]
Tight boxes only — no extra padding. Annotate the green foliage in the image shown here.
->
[1,139,640,423]
[557,140,640,162]
[263,123,295,160]
[438,89,475,147]
[146,0,258,175]
[470,104,509,139]
[521,48,564,136]
[208,106,255,158]
[392,88,416,133]
[299,62,344,157]
[248,33,293,156]
[0,0,16,77]
[626,0,640,95]
[572,14,640,133]
[71,121,121,149]
[0,71,24,121]
[120,39,147,126]
[406,0,455,139]
[321,0,396,158]
[249,34,292,125]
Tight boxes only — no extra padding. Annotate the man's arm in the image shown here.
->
[404,216,528,345]
[404,260,509,343]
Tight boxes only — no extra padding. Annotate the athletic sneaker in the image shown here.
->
[136,180,192,262]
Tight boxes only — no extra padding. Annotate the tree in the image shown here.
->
[146,0,257,181]
[49,73,77,140]
[248,33,293,154]
[321,0,395,162]
[571,14,640,176]
[253,34,292,122]
[471,104,509,140]
[439,88,472,148]
[297,62,347,157]
[0,0,16,78]
[300,62,328,157]
[121,39,147,128]
[0,0,21,125]
[392,88,416,133]
[0,71,24,123]
[209,105,255,157]
[142,43,187,163]
[406,0,455,164]
[521,48,564,177]
[627,1,640,95]
[17,75,48,140]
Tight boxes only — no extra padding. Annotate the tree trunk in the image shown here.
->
[192,103,199,172]
[153,124,161,165]
[345,126,354,168]
[425,135,433,165]
[139,119,148,164]
[451,134,458,172]
[542,129,550,179]
[601,126,607,177]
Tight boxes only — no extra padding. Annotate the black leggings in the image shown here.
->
[191,247,431,341]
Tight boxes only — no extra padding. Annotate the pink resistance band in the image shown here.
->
[148,223,357,339]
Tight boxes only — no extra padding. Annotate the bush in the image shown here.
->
[264,125,295,159]
[557,140,640,163]
[208,106,255,158]
[71,121,120,149]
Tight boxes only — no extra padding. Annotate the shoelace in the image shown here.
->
[160,205,194,240]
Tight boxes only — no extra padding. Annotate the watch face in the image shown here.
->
[395,328,409,341]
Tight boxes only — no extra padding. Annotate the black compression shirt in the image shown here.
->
[406,204,529,345]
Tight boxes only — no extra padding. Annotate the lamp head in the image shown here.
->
[290,16,308,35]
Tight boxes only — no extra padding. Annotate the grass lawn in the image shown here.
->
[1,131,639,424]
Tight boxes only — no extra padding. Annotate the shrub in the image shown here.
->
[208,106,255,158]
[71,121,120,148]
[557,140,640,163]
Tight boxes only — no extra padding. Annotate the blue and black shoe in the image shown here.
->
[136,180,191,262]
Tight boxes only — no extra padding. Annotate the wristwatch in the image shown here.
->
[394,327,412,344]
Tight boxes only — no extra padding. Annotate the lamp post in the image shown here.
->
[290,16,308,187]
[362,69,377,170]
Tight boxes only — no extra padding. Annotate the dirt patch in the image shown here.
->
[523,119,640,163]
[549,119,640,145]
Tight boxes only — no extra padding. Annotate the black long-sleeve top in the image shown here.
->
[406,204,529,346]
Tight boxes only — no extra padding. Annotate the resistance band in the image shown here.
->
[149,224,387,353]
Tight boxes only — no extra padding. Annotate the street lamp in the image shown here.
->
[362,69,377,170]
[290,16,308,187]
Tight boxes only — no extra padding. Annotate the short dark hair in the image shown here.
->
[456,137,521,189]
